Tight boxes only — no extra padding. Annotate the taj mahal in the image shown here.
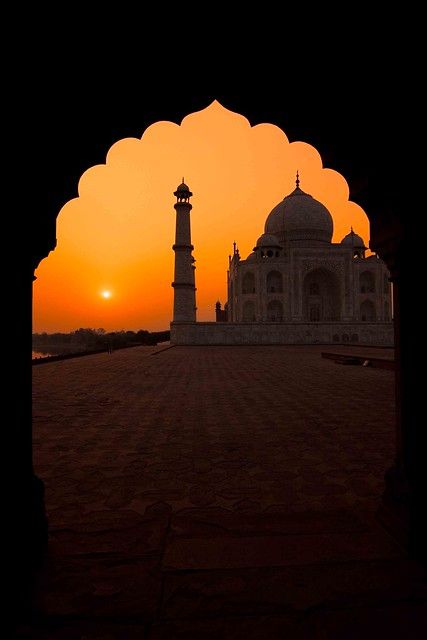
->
[170,176,393,346]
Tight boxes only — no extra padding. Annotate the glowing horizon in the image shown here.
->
[34,101,370,333]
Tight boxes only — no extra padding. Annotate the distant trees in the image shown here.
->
[32,328,170,352]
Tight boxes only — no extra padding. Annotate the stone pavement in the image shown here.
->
[22,345,426,638]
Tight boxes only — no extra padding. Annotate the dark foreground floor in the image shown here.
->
[21,345,426,638]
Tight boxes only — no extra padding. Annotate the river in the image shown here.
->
[32,346,87,360]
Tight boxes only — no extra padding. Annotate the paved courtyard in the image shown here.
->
[26,345,426,638]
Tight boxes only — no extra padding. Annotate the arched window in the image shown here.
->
[266,270,283,293]
[309,282,320,295]
[242,272,255,294]
[360,299,376,321]
[267,300,283,322]
[360,271,375,293]
[243,300,256,322]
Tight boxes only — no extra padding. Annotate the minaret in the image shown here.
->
[172,179,196,322]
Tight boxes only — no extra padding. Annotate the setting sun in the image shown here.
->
[34,101,370,332]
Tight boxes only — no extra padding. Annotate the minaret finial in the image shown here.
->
[351,226,354,233]
[296,170,300,189]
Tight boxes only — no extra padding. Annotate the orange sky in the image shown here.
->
[34,101,369,332]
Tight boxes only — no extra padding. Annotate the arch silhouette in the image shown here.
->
[21,85,423,582]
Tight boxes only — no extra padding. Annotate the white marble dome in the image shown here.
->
[265,185,333,244]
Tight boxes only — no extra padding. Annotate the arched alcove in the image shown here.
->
[303,268,340,321]
[266,270,283,293]
[242,300,256,321]
[267,299,283,321]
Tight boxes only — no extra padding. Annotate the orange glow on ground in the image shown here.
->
[34,101,370,332]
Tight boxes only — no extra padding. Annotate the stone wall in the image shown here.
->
[171,321,394,346]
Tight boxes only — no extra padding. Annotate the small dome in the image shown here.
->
[177,181,190,191]
[341,229,366,248]
[265,181,333,244]
[255,232,281,248]
[245,252,257,262]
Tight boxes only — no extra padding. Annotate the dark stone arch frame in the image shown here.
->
[18,84,421,605]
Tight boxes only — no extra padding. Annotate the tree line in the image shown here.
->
[33,328,170,350]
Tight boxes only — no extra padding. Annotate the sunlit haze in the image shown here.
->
[34,101,369,332]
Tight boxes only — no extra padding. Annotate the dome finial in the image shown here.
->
[296,170,300,189]
[182,176,185,184]
[351,226,353,233]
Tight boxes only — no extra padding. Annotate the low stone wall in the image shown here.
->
[171,322,394,346]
